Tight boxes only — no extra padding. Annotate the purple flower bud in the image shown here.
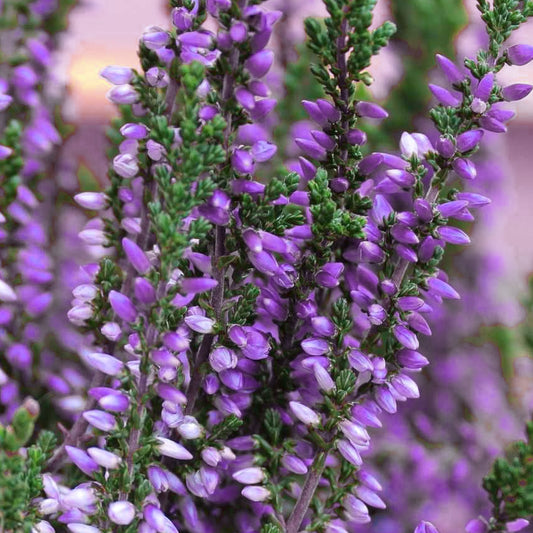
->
[503,83,533,101]
[339,419,370,446]
[120,123,148,139]
[398,296,424,311]
[65,446,99,477]
[146,67,169,87]
[302,100,327,125]
[506,519,529,532]
[241,486,270,502]
[245,50,274,78]
[0,145,13,160]
[474,73,494,101]
[232,467,265,484]
[311,130,336,151]
[235,86,255,109]
[313,363,335,392]
[295,138,327,160]
[230,22,247,42]
[393,325,419,350]
[452,158,477,180]
[6,344,32,369]
[508,44,533,65]
[436,136,455,158]
[83,409,117,432]
[144,504,179,533]
[317,99,341,122]
[74,192,108,210]
[123,238,151,274]
[414,521,439,533]
[337,439,363,466]
[386,169,416,187]
[107,85,139,105]
[311,316,335,337]
[437,225,470,245]
[391,224,419,245]
[109,501,136,525]
[289,401,321,426]
[99,391,129,412]
[181,277,218,295]
[429,84,460,106]
[88,447,121,469]
[209,347,238,372]
[343,494,370,523]
[479,116,507,133]
[355,485,386,509]
[358,153,383,175]
[281,455,308,474]
[101,66,134,85]
[178,31,213,48]
[251,141,277,162]
[113,153,138,178]
[357,241,385,263]
[391,373,420,398]
[84,352,124,376]
[184,315,215,333]
[400,132,419,158]
[356,101,388,119]
[109,290,138,322]
[465,519,487,533]
[427,276,460,299]
[301,337,329,356]
[232,149,255,174]
[143,27,170,50]
[435,54,463,84]
[352,403,382,428]
[457,129,484,152]
[347,129,367,145]
[156,437,193,460]
[0,93,13,111]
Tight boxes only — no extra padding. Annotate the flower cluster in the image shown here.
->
[0,0,84,424]
[0,0,533,532]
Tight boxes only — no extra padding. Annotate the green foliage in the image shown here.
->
[483,422,533,528]
[0,404,56,532]
[478,0,533,60]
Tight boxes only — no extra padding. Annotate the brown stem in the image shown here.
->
[185,225,226,415]
[286,452,327,533]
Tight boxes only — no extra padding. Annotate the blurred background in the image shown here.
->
[50,1,533,531]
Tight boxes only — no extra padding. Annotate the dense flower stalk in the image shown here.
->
[5,0,530,532]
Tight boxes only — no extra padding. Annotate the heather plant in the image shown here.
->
[1,0,533,532]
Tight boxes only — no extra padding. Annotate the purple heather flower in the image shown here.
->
[465,519,487,533]
[429,84,460,106]
[507,44,533,65]
[65,446,99,477]
[436,53,463,83]
[106,84,139,105]
[156,437,193,460]
[502,83,533,101]
[108,501,136,525]
[100,65,133,84]
[241,486,270,502]
[453,158,477,180]
[83,352,124,376]
[506,520,530,533]
[356,101,388,119]
[414,521,440,533]
[109,290,138,322]
[245,50,274,78]
[144,504,179,533]
[87,447,122,469]
[289,401,321,426]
